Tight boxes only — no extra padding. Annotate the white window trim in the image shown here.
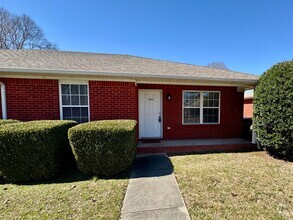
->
[59,80,90,122]
[182,90,221,125]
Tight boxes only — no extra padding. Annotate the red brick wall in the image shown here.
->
[0,78,60,121]
[0,78,244,139]
[0,79,138,122]
[138,84,244,139]
[89,81,138,121]
[243,99,253,118]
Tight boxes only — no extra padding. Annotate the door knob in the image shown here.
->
[158,116,161,123]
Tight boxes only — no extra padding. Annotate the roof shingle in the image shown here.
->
[0,50,258,82]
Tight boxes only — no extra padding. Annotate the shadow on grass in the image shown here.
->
[1,154,176,184]
[130,154,174,178]
[0,166,132,186]
[266,150,293,162]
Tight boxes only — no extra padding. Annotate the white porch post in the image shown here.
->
[0,82,7,119]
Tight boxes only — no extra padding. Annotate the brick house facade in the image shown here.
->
[0,78,245,140]
[0,50,258,141]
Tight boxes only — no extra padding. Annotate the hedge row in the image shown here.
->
[0,119,19,126]
[0,120,77,182]
[68,120,137,177]
[0,119,137,182]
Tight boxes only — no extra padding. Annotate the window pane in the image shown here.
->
[203,108,219,123]
[61,84,70,95]
[184,108,200,124]
[184,92,200,107]
[203,100,208,107]
[80,85,87,94]
[71,95,80,105]
[80,96,88,105]
[81,117,89,123]
[72,107,81,117]
[63,107,71,118]
[62,95,70,105]
[203,92,219,107]
[203,92,209,99]
[203,116,218,123]
[72,118,82,124]
[81,107,88,117]
[214,93,219,99]
[214,100,219,107]
[71,85,79,94]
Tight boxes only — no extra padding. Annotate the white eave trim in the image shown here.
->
[0,67,259,84]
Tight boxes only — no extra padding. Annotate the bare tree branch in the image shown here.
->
[0,7,57,50]
[0,7,13,49]
[206,62,229,70]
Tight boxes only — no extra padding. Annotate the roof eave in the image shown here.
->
[0,68,258,88]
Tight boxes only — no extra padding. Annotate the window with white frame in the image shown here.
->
[183,91,220,124]
[60,83,89,123]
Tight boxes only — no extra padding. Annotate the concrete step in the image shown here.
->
[137,143,257,154]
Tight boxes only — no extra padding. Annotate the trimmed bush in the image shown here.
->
[0,119,19,126]
[253,61,293,160]
[0,120,77,182]
[68,120,137,177]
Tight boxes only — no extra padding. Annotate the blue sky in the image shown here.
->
[1,0,293,75]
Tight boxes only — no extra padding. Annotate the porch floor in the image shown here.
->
[138,138,250,147]
[137,138,256,154]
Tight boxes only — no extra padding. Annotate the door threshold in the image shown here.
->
[140,138,162,144]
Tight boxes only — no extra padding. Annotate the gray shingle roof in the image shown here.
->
[0,50,258,82]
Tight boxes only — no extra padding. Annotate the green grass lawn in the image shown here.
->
[171,151,293,220]
[0,168,129,220]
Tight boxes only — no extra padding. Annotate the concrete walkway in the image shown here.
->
[121,154,190,220]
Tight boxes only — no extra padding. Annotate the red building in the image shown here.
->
[243,90,254,118]
[0,50,258,152]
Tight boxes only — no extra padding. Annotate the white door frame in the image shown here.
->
[138,89,163,139]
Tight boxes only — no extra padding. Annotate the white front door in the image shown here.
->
[139,90,162,138]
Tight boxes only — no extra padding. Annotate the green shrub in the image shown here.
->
[0,120,77,182]
[0,119,19,126]
[68,120,137,177]
[0,120,19,178]
[253,61,293,160]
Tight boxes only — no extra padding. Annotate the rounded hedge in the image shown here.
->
[0,120,77,182]
[0,119,19,126]
[68,120,137,177]
[253,61,293,160]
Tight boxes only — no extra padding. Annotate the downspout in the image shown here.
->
[0,82,7,119]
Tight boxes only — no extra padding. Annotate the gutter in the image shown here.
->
[0,82,7,119]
